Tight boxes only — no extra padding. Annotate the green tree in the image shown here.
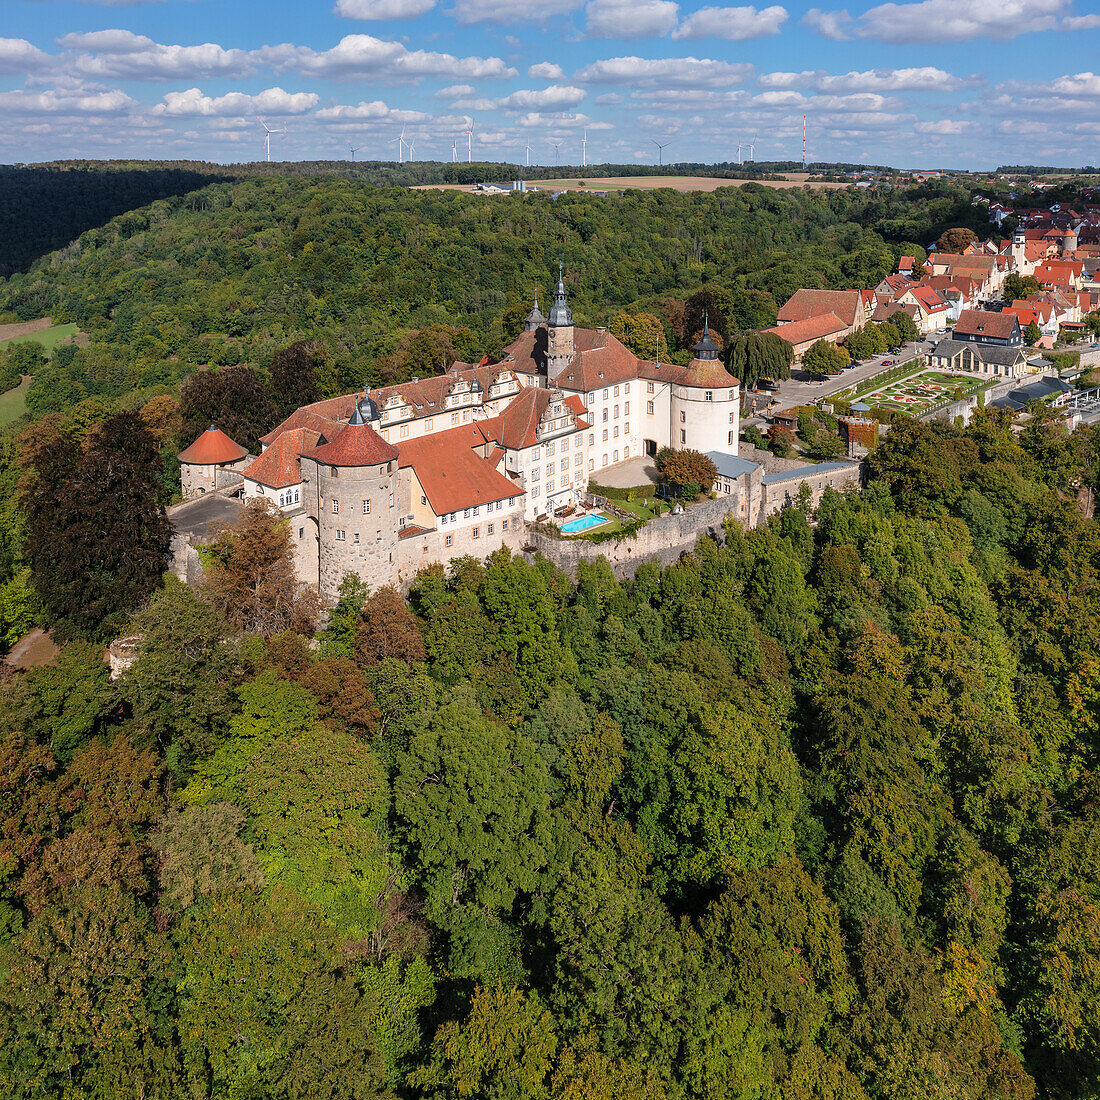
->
[1002,273,1041,303]
[803,339,850,380]
[936,227,978,254]
[727,331,794,389]
[1025,320,1042,347]
[661,448,718,496]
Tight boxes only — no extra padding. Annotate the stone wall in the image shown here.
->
[526,491,741,578]
[169,534,204,585]
[395,504,527,586]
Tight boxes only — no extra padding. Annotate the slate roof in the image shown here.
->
[705,452,761,480]
[178,426,248,465]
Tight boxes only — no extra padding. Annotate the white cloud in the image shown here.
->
[0,87,136,115]
[574,55,753,88]
[436,83,475,97]
[759,66,962,92]
[594,91,623,103]
[673,5,788,40]
[59,30,251,80]
[914,119,976,134]
[586,0,680,38]
[451,0,584,24]
[801,7,852,38]
[495,84,586,110]
[528,61,564,79]
[0,37,49,74]
[804,0,1094,43]
[335,0,437,17]
[154,86,320,117]
[261,34,516,79]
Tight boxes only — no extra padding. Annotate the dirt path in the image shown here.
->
[3,627,60,673]
[0,317,53,342]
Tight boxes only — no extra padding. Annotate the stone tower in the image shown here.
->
[299,396,400,603]
[546,266,574,383]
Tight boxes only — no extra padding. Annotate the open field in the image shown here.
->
[0,320,79,355]
[862,370,990,413]
[414,175,850,194]
[0,375,30,426]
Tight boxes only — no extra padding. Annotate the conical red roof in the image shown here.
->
[178,425,248,465]
[299,419,398,467]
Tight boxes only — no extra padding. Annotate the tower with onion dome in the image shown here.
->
[545,265,575,383]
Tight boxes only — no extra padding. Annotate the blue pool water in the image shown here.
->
[561,512,609,534]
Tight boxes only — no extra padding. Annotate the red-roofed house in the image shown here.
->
[760,313,847,361]
[897,285,952,332]
[177,424,250,499]
[242,427,321,509]
[776,289,868,335]
[954,309,1023,346]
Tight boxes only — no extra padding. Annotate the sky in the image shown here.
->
[2,0,1099,169]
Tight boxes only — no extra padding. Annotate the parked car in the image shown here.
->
[888,346,902,354]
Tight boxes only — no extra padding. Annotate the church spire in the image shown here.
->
[548,262,573,327]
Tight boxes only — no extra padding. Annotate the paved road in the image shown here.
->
[170,491,244,541]
[742,339,936,418]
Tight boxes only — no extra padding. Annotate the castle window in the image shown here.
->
[278,494,285,507]
[332,499,339,513]
[502,520,509,531]
[680,430,686,444]
[728,390,734,400]
[625,422,629,434]
[441,514,448,524]
[335,529,345,541]
[451,412,459,424]
[602,409,608,423]
[729,412,736,423]
[446,534,453,547]
[624,446,629,458]
[473,506,480,517]
[299,528,304,538]
[647,401,654,414]
[533,447,540,460]
[354,532,360,544]
[546,464,553,478]
[331,466,339,477]
[647,382,654,393]
[625,383,630,393]
[548,441,555,456]
[602,429,608,441]
[363,500,371,514]
[614,385,620,397]
[508,497,515,506]
[602,389,608,400]
[560,458,568,472]
[729,431,735,446]
[533,485,540,497]
[473,526,480,539]
[705,391,713,401]
[613,426,619,438]
[574,453,582,466]
[614,405,619,419]
[588,434,594,446]
[624,402,629,415]
[487,523,494,535]
[400,425,409,439]
[614,450,619,462]
[426,419,433,431]
[588,459,594,471]
[294,489,299,503]
[422,495,427,506]
[464,508,470,518]
[389,493,394,507]
[679,411,686,423]
[532,466,540,480]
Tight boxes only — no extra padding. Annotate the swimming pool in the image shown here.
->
[560,512,610,534]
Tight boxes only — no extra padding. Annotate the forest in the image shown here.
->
[2,170,1097,1097]
[2,400,1100,1098]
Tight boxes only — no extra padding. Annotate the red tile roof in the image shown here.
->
[955,309,1019,340]
[178,426,248,465]
[260,407,344,448]
[397,423,523,515]
[242,428,318,489]
[777,289,863,327]
[907,286,949,312]
[300,419,399,467]
[762,312,847,345]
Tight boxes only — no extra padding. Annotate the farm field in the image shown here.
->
[0,374,30,426]
[0,320,79,355]
[415,175,849,194]
[861,370,990,413]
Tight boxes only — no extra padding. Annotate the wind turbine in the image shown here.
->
[736,142,743,165]
[550,140,562,162]
[581,128,588,168]
[748,133,757,162]
[349,144,359,162]
[258,118,286,163]
[651,137,670,166]
[406,135,416,161]
[525,140,532,167]
[397,124,406,164]
[451,138,458,163]
[464,126,473,163]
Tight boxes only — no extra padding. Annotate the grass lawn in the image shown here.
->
[0,375,30,426]
[861,370,990,414]
[0,322,79,356]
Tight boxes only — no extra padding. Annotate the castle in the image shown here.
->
[179,273,746,600]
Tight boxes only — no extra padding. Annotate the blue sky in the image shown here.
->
[2,0,1099,168]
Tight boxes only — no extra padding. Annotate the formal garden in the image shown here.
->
[858,369,992,414]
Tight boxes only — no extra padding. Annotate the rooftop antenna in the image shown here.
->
[465,125,473,163]
[651,137,670,166]
[258,118,286,163]
[397,124,406,164]
[802,114,807,168]
[582,127,588,168]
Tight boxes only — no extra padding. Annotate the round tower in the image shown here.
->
[671,323,740,456]
[301,397,400,602]
[546,266,575,383]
